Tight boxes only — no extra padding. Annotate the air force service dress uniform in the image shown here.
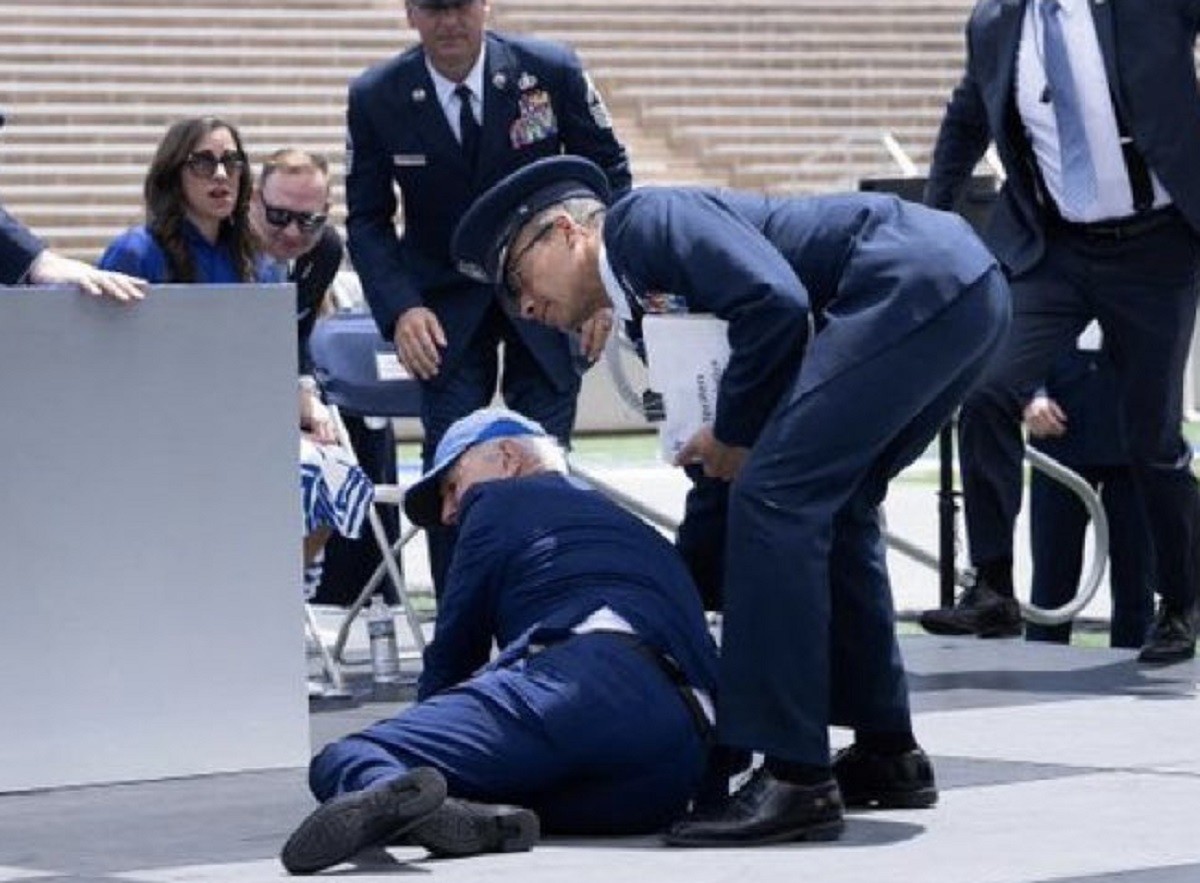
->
[452,157,1011,769]
[345,30,630,590]
[308,409,717,835]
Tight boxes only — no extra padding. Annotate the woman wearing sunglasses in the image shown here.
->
[98,116,281,285]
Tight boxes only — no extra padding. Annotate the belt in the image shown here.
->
[530,630,714,741]
[1050,206,1179,242]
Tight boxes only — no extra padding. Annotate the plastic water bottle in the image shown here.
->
[367,595,401,685]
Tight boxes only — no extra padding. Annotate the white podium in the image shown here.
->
[0,284,310,792]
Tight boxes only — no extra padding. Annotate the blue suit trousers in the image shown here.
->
[308,633,707,834]
[718,269,1010,764]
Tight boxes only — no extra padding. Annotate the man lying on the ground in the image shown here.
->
[280,406,719,874]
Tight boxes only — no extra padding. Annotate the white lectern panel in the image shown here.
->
[0,285,309,792]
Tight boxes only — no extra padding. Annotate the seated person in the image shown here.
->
[97,116,281,284]
[281,407,718,874]
[249,147,401,604]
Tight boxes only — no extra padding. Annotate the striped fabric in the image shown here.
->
[300,437,375,598]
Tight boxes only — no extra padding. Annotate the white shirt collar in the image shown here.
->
[426,43,487,117]
[597,243,633,322]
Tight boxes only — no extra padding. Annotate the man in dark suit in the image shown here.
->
[344,0,631,593]
[281,407,717,874]
[919,0,1200,663]
[452,156,1010,846]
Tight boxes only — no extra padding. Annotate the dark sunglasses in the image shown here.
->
[184,150,247,179]
[260,199,328,233]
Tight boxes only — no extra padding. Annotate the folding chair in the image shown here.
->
[306,310,428,687]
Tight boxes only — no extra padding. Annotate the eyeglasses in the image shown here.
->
[503,219,557,306]
[260,198,328,234]
[184,150,247,179]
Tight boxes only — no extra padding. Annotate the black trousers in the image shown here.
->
[959,213,1200,613]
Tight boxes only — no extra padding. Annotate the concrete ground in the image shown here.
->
[3,455,1193,883]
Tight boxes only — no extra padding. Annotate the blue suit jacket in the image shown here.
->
[346,32,631,390]
[926,0,1200,275]
[602,189,997,449]
[1,205,45,285]
[418,472,719,702]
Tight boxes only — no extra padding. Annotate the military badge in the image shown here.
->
[510,89,558,148]
[411,87,427,103]
[518,72,538,90]
[584,73,613,130]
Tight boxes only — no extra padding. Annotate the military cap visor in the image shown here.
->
[451,155,610,303]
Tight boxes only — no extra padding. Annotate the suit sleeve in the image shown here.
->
[925,24,993,210]
[608,191,809,448]
[345,80,425,340]
[416,495,504,700]
[553,46,633,198]
[0,204,45,285]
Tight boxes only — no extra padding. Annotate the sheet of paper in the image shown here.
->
[641,314,730,461]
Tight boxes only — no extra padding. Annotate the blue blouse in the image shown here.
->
[98,221,284,284]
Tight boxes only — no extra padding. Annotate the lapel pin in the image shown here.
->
[412,87,427,103]
[518,72,537,90]
[492,72,507,90]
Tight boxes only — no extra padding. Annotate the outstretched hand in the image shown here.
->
[28,250,146,302]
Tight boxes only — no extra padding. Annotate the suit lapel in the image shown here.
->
[399,53,470,175]
[478,35,520,184]
[985,0,1027,137]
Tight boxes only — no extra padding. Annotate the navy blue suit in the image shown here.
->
[601,188,1010,764]
[308,472,716,834]
[927,0,1200,617]
[1,205,45,285]
[1026,347,1154,648]
[346,30,631,590]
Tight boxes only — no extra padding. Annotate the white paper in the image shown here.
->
[642,314,730,461]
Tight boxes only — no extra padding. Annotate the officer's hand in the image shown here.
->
[675,425,749,481]
[577,307,614,363]
[299,387,338,445]
[393,306,447,381]
[1023,394,1067,438]
[28,250,146,302]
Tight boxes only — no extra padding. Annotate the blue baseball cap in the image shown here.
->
[403,407,549,527]
[451,155,610,305]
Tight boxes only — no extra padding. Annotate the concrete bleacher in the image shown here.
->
[1,0,974,260]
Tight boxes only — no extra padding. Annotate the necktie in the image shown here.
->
[1039,0,1097,213]
[455,83,480,171]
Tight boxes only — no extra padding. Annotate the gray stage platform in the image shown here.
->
[2,635,1196,883]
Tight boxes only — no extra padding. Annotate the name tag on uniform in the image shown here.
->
[392,153,427,167]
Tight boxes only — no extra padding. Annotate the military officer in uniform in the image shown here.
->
[452,156,1011,846]
[281,407,717,874]
[344,0,631,592]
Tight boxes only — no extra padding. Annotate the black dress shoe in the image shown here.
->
[919,581,1021,638]
[280,767,447,875]
[396,798,540,857]
[663,767,844,847]
[1137,605,1197,664]
[833,744,937,809]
